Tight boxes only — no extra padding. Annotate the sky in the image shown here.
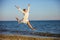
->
[0,0,60,21]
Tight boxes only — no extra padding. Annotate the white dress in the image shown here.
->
[21,12,29,24]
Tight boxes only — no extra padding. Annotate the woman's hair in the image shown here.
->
[23,9,26,11]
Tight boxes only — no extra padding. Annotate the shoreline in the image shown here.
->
[0,34,60,40]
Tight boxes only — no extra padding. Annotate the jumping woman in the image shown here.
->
[15,4,35,30]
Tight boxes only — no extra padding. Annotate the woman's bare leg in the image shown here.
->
[27,21,35,30]
[16,17,21,24]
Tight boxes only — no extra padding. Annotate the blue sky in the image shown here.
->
[0,0,60,21]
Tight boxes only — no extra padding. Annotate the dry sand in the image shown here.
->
[0,34,60,40]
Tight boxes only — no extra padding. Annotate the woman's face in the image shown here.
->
[23,9,28,13]
[24,9,28,12]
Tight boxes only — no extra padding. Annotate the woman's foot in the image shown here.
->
[31,28,36,30]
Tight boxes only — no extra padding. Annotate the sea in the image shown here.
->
[0,20,60,37]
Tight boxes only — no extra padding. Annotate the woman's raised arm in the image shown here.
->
[15,5,25,14]
[28,4,30,12]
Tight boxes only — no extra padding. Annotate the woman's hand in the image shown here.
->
[28,4,30,7]
[15,5,20,9]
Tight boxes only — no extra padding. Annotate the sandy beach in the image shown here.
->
[0,34,60,40]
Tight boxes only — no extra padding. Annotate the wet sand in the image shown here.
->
[0,34,60,40]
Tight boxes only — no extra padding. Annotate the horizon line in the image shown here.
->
[0,20,60,21]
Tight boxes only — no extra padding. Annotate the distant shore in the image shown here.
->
[0,34,60,40]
